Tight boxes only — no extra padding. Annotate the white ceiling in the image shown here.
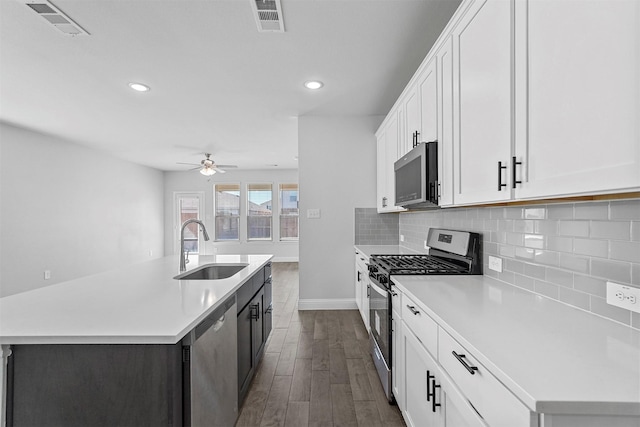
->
[0,0,461,171]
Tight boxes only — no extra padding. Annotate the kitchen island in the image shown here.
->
[0,254,273,426]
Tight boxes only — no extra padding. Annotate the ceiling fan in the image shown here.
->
[177,153,237,176]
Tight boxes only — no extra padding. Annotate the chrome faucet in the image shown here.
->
[180,219,210,272]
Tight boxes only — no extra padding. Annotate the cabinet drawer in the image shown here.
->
[401,293,438,358]
[438,329,533,427]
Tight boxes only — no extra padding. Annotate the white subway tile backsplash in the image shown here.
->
[609,241,640,263]
[558,287,590,311]
[590,258,631,283]
[573,238,608,258]
[559,253,590,274]
[573,274,607,298]
[574,202,609,220]
[534,280,559,299]
[534,250,560,267]
[610,200,640,220]
[514,274,535,291]
[546,267,573,288]
[558,221,590,237]
[524,207,546,220]
[590,220,631,240]
[397,199,640,329]
[546,235,573,253]
[547,204,574,219]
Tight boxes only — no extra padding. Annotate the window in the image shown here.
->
[247,183,272,240]
[176,193,203,253]
[215,184,240,241]
[279,184,299,240]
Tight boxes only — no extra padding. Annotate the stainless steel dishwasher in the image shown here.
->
[182,294,238,427]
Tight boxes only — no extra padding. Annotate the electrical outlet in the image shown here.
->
[424,240,429,250]
[488,256,503,273]
[400,235,405,242]
[149,249,153,257]
[44,270,51,280]
[606,282,640,313]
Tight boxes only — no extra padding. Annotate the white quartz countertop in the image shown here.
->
[354,245,417,258]
[392,274,640,416]
[0,254,272,345]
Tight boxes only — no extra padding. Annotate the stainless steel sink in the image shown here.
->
[174,263,248,280]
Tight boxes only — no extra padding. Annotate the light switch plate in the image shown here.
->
[307,208,321,219]
[488,256,503,273]
[606,282,640,313]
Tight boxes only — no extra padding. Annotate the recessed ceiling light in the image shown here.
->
[304,80,324,90]
[128,82,150,92]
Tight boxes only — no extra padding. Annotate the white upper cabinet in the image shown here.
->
[452,0,513,205]
[513,0,640,199]
[436,36,454,206]
[402,87,421,157]
[419,58,438,144]
[376,110,406,213]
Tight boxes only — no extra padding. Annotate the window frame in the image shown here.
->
[174,191,205,254]
[246,183,273,242]
[278,183,299,241]
[214,183,241,242]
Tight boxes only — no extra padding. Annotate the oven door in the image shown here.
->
[369,278,390,361]
[368,276,393,402]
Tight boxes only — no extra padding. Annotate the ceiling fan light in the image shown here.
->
[200,167,216,176]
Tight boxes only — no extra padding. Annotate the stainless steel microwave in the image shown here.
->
[394,141,438,209]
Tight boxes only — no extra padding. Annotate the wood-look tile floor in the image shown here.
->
[236,262,405,427]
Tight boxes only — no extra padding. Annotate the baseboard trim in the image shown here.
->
[297,298,357,310]
[272,257,299,263]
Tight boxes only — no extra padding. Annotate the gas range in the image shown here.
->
[367,228,481,404]
[368,229,482,289]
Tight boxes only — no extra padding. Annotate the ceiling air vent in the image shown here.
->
[21,0,89,36]
[250,0,285,33]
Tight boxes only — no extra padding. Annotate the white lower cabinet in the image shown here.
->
[402,317,486,427]
[391,285,404,411]
[354,250,369,331]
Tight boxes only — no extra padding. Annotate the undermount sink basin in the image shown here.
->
[174,263,248,280]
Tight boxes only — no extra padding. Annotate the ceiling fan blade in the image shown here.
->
[176,162,200,166]
[216,164,237,168]
[216,168,227,174]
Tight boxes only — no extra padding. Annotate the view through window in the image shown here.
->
[279,184,299,240]
[215,184,240,240]
[248,183,272,240]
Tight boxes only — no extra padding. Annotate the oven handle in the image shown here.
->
[369,281,388,297]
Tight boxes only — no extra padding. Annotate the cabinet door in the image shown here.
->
[419,58,438,144]
[436,35,454,206]
[453,0,513,205]
[391,311,404,411]
[403,87,421,156]
[402,323,445,427]
[376,130,388,212]
[237,303,254,404]
[264,278,273,340]
[251,288,265,363]
[355,256,363,313]
[514,0,640,199]
[385,113,400,209]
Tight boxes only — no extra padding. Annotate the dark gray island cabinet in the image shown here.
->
[5,262,273,427]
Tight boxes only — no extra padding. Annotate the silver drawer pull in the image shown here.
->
[407,305,420,315]
[452,351,479,375]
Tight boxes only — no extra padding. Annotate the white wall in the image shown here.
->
[0,123,165,297]
[163,169,299,262]
[298,115,380,309]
